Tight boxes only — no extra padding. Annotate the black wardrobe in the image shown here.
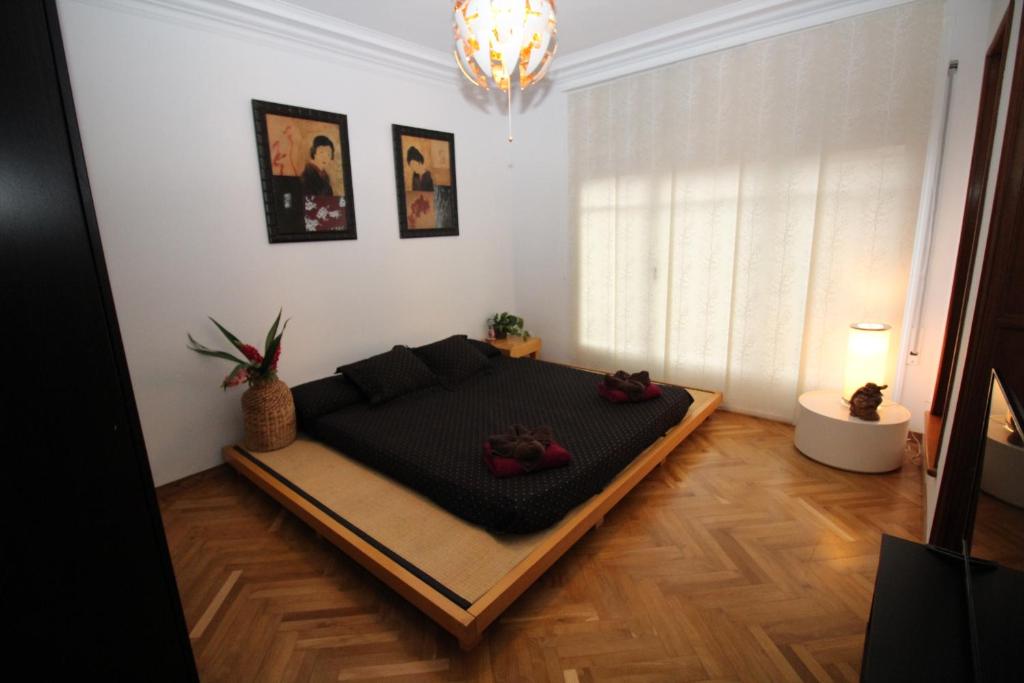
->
[1,1,197,678]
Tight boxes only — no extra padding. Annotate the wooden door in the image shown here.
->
[932,2,1024,550]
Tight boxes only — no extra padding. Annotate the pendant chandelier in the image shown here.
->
[453,0,558,141]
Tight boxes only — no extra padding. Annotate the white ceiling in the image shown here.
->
[282,0,742,56]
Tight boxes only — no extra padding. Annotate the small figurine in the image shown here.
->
[849,383,887,421]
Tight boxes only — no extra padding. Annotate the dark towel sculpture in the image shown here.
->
[484,424,571,477]
[488,424,553,469]
[849,383,887,421]
[599,370,662,403]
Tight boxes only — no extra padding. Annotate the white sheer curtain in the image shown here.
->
[570,0,942,421]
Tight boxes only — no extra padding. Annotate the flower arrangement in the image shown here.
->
[187,310,288,389]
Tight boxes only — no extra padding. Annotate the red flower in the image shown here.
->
[223,367,249,388]
[270,344,282,371]
[240,344,263,363]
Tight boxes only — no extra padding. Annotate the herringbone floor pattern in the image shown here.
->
[158,411,931,682]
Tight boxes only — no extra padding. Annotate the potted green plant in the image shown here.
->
[488,312,530,340]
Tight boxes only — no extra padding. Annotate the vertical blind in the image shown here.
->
[569,0,943,421]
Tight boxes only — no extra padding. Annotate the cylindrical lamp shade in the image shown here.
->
[843,323,891,400]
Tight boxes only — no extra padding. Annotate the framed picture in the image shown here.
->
[392,125,459,238]
[252,100,356,242]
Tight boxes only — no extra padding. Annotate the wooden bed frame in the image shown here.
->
[223,387,721,649]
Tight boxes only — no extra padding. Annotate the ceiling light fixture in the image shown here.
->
[453,0,558,142]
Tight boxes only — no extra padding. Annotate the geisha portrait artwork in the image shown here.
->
[392,124,459,238]
[252,100,356,242]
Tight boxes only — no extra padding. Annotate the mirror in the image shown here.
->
[970,370,1024,570]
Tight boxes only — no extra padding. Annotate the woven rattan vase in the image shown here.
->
[241,378,296,452]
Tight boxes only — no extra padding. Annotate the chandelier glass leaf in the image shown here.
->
[453,0,558,140]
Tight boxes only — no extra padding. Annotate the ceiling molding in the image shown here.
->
[551,0,922,91]
[69,0,924,93]
[68,0,462,87]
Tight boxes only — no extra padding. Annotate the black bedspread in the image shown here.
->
[310,357,694,534]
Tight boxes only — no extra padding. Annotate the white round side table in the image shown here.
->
[794,390,910,473]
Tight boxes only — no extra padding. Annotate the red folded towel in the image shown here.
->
[598,382,662,403]
[483,441,571,478]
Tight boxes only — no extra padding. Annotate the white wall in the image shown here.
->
[58,0,519,485]
[506,87,573,364]
[900,0,1007,434]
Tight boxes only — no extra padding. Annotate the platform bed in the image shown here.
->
[224,363,720,649]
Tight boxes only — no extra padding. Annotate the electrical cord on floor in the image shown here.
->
[906,430,923,466]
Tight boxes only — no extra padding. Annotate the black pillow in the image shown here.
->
[466,337,502,358]
[338,345,438,405]
[412,335,490,387]
[291,374,364,430]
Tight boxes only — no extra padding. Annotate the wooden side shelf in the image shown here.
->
[488,336,541,359]
[923,412,942,477]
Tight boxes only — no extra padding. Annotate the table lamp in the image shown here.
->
[843,322,891,401]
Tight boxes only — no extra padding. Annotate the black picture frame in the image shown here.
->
[392,124,459,238]
[252,99,357,243]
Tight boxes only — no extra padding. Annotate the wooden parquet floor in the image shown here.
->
[158,411,929,682]
[973,491,1024,572]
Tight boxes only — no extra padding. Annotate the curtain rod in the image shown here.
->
[907,59,959,360]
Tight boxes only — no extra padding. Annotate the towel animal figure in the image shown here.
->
[849,383,887,421]
[484,424,571,477]
[599,370,662,403]
[487,424,553,470]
